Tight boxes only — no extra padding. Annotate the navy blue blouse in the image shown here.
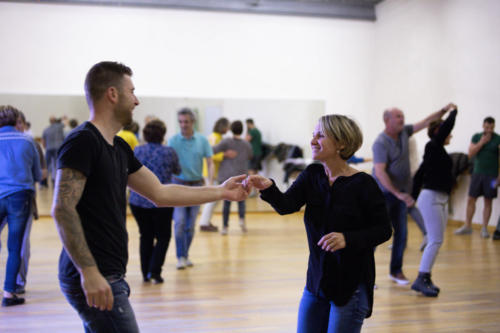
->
[260,164,391,317]
[129,143,181,208]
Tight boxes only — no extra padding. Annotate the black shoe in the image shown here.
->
[148,273,164,284]
[411,273,439,297]
[2,295,25,307]
[493,230,500,240]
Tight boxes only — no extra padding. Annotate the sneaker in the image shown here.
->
[176,257,187,270]
[389,272,410,285]
[220,227,228,235]
[493,230,500,240]
[2,295,25,307]
[420,235,428,252]
[185,258,194,267]
[239,218,247,233]
[454,225,472,235]
[480,228,490,239]
[200,223,218,232]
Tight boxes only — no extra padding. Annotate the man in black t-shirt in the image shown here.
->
[52,61,249,333]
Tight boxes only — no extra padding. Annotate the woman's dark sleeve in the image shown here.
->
[343,176,392,251]
[412,161,425,200]
[435,109,457,145]
[260,169,307,215]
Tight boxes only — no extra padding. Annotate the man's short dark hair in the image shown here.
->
[177,108,196,122]
[246,118,254,125]
[143,119,166,144]
[84,61,132,107]
[0,105,21,128]
[484,117,495,124]
[69,119,79,129]
[231,120,243,135]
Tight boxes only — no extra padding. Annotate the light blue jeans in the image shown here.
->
[174,205,200,259]
[417,189,449,273]
[297,284,369,333]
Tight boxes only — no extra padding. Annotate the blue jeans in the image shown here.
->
[297,285,369,333]
[60,277,139,333]
[174,205,200,259]
[0,190,32,293]
[383,192,408,275]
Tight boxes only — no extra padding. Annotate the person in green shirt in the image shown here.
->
[455,117,500,238]
[245,118,262,174]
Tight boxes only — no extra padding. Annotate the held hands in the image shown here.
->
[220,174,273,201]
[244,175,273,191]
[318,232,346,253]
[80,267,113,311]
[440,102,457,115]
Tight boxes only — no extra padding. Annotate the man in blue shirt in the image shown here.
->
[0,105,42,306]
[169,108,214,269]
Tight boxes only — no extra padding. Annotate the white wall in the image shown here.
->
[0,1,499,224]
[370,0,500,224]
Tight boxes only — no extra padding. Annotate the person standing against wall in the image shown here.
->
[455,117,500,238]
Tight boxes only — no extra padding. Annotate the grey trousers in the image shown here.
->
[417,189,449,273]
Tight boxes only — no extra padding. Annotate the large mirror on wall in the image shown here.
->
[1,94,324,215]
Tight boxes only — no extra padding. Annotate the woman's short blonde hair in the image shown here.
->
[319,114,363,160]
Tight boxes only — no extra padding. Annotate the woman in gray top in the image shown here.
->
[213,120,253,234]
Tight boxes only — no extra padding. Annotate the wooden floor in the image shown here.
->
[1,197,500,332]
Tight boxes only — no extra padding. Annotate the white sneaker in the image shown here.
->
[239,218,247,233]
[454,225,472,235]
[480,228,490,239]
[220,227,228,235]
[185,258,194,267]
[176,257,187,270]
[389,273,410,285]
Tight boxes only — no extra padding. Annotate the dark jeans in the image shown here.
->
[222,200,246,227]
[297,284,369,333]
[45,148,58,184]
[130,204,173,279]
[60,277,139,333]
[383,192,408,275]
[0,190,33,293]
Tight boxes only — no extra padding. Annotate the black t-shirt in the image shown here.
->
[57,121,142,282]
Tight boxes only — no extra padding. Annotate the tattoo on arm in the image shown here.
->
[52,168,96,271]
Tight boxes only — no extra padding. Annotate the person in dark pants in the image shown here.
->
[246,114,392,333]
[52,61,249,333]
[372,104,450,285]
[129,119,181,283]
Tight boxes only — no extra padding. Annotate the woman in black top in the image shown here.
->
[411,104,457,297]
[246,115,391,333]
